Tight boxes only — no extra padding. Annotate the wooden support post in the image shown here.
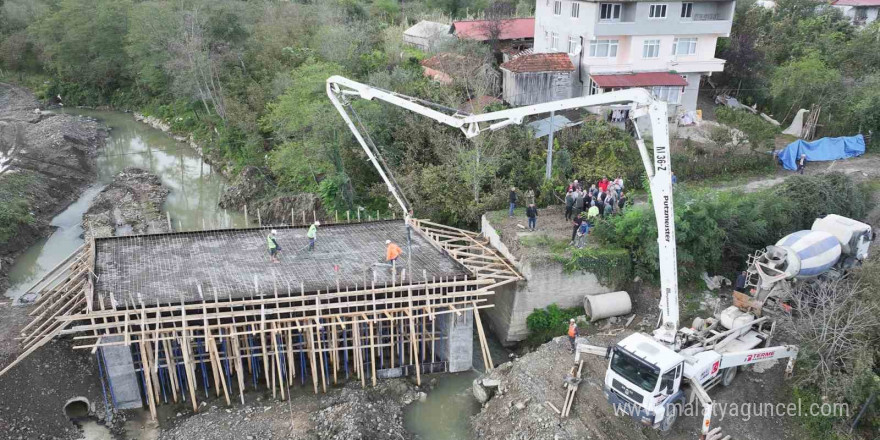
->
[230,329,246,404]
[331,319,339,385]
[286,329,294,383]
[143,341,161,405]
[244,205,248,227]
[473,303,494,371]
[179,332,199,412]
[271,324,285,400]
[257,209,262,227]
[302,211,306,224]
[163,338,179,403]
[166,212,172,231]
[335,210,338,223]
[347,211,350,222]
[408,311,421,386]
[138,341,158,420]
[207,333,231,405]
[368,320,377,387]
[306,327,319,394]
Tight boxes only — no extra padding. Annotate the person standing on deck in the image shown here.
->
[386,240,403,263]
[267,229,281,263]
[307,221,320,251]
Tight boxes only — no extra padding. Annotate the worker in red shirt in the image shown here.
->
[385,240,403,263]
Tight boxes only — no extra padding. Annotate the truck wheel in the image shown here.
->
[721,366,738,387]
[659,401,680,432]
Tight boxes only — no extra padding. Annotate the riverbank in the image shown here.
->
[0,83,106,294]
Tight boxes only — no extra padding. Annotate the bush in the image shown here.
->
[0,173,37,247]
[592,173,870,282]
[525,304,585,346]
[556,246,631,289]
[715,107,779,152]
[672,151,775,182]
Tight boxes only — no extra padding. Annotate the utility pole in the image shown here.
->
[545,111,555,180]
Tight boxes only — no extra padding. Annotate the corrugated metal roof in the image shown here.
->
[591,72,688,88]
[404,20,452,38]
[452,18,535,41]
[527,115,576,138]
[832,0,880,5]
[500,53,575,73]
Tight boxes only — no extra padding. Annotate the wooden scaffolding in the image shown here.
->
[2,219,522,419]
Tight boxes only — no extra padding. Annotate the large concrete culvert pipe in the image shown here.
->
[584,291,632,322]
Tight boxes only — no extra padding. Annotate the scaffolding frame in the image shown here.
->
[2,219,522,419]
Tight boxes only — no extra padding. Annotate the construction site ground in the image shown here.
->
[472,330,804,440]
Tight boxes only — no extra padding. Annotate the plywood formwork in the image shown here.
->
[3,218,522,419]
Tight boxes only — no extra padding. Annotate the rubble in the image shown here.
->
[82,167,170,239]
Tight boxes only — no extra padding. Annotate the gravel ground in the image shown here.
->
[155,379,421,440]
[471,330,808,440]
[0,82,105,293]
[82,167,170,239]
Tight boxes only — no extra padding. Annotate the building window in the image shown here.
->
[554,0,562,15]
[649,4,668,18]
[545,31,551,47]
[568,36,580,53]
[642,39,661,58]
[599,3,622,21]
[652,86,682,104]
[672,37,697,55]
[589,79,601,95]
[571,2,580,18]
[552,32,560,50]
[589,39,619,57]
[681,2,693,18]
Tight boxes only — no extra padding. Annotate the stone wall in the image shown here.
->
[480,215,615,345]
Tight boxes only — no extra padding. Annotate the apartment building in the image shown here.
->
[529,0,734,113]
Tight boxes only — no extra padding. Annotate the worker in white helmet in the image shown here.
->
[267,229,281,263]
[307,221,320,251]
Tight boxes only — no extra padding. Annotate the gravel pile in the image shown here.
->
[83,167,170,239]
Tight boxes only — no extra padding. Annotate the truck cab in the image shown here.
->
[603,333,686,430]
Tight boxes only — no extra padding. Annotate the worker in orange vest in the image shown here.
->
[567,318,578,353]
[385,240,403,264]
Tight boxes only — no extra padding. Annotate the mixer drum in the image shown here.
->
[774,230,842,278]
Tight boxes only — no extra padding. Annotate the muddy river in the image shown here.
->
[4,109,503,439]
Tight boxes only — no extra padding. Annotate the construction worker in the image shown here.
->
[385,240,403,263]
[567,318,578,353]
[267,229,281,263]
[307,220,320,251]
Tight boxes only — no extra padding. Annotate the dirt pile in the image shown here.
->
[0,304,107,440]
[219,165,327,225]
[156,379,419,440]
[471,334,659,440]
[82,167,170,239]
[0,83,105,292]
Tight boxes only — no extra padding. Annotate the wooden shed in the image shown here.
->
[500,53,575,106]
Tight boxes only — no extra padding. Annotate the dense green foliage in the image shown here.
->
[716,0,880,143]
[557,247,631,289]
[0,172,38,246]
[525,304,585,346]
[591,173,870,282]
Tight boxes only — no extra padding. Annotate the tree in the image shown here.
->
[770,54,841,123]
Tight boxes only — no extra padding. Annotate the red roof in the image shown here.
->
[832,0,880,5]
[500,53,574,73]
[590,72,688,88]
[452,18,535,41]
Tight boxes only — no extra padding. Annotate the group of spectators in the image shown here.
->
[565,176,627,248]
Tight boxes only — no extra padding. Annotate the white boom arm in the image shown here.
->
[326,75,680,342]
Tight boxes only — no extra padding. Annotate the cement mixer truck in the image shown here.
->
[742,214,874,312]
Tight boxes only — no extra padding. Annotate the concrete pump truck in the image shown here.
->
[326,75,799,439]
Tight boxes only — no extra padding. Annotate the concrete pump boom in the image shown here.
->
[326,75,680,344]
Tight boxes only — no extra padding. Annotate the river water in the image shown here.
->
[4,109,244,301]
[4,109,507,439]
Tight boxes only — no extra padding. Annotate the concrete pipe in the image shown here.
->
[584,291,632,322]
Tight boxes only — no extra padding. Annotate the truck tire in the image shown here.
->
[659,401,681,432]
[721,366,738,387]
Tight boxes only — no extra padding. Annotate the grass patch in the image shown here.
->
[525,304,588,347]
[0,172,39,247]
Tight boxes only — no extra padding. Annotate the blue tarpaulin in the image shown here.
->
[777,134,866,171]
